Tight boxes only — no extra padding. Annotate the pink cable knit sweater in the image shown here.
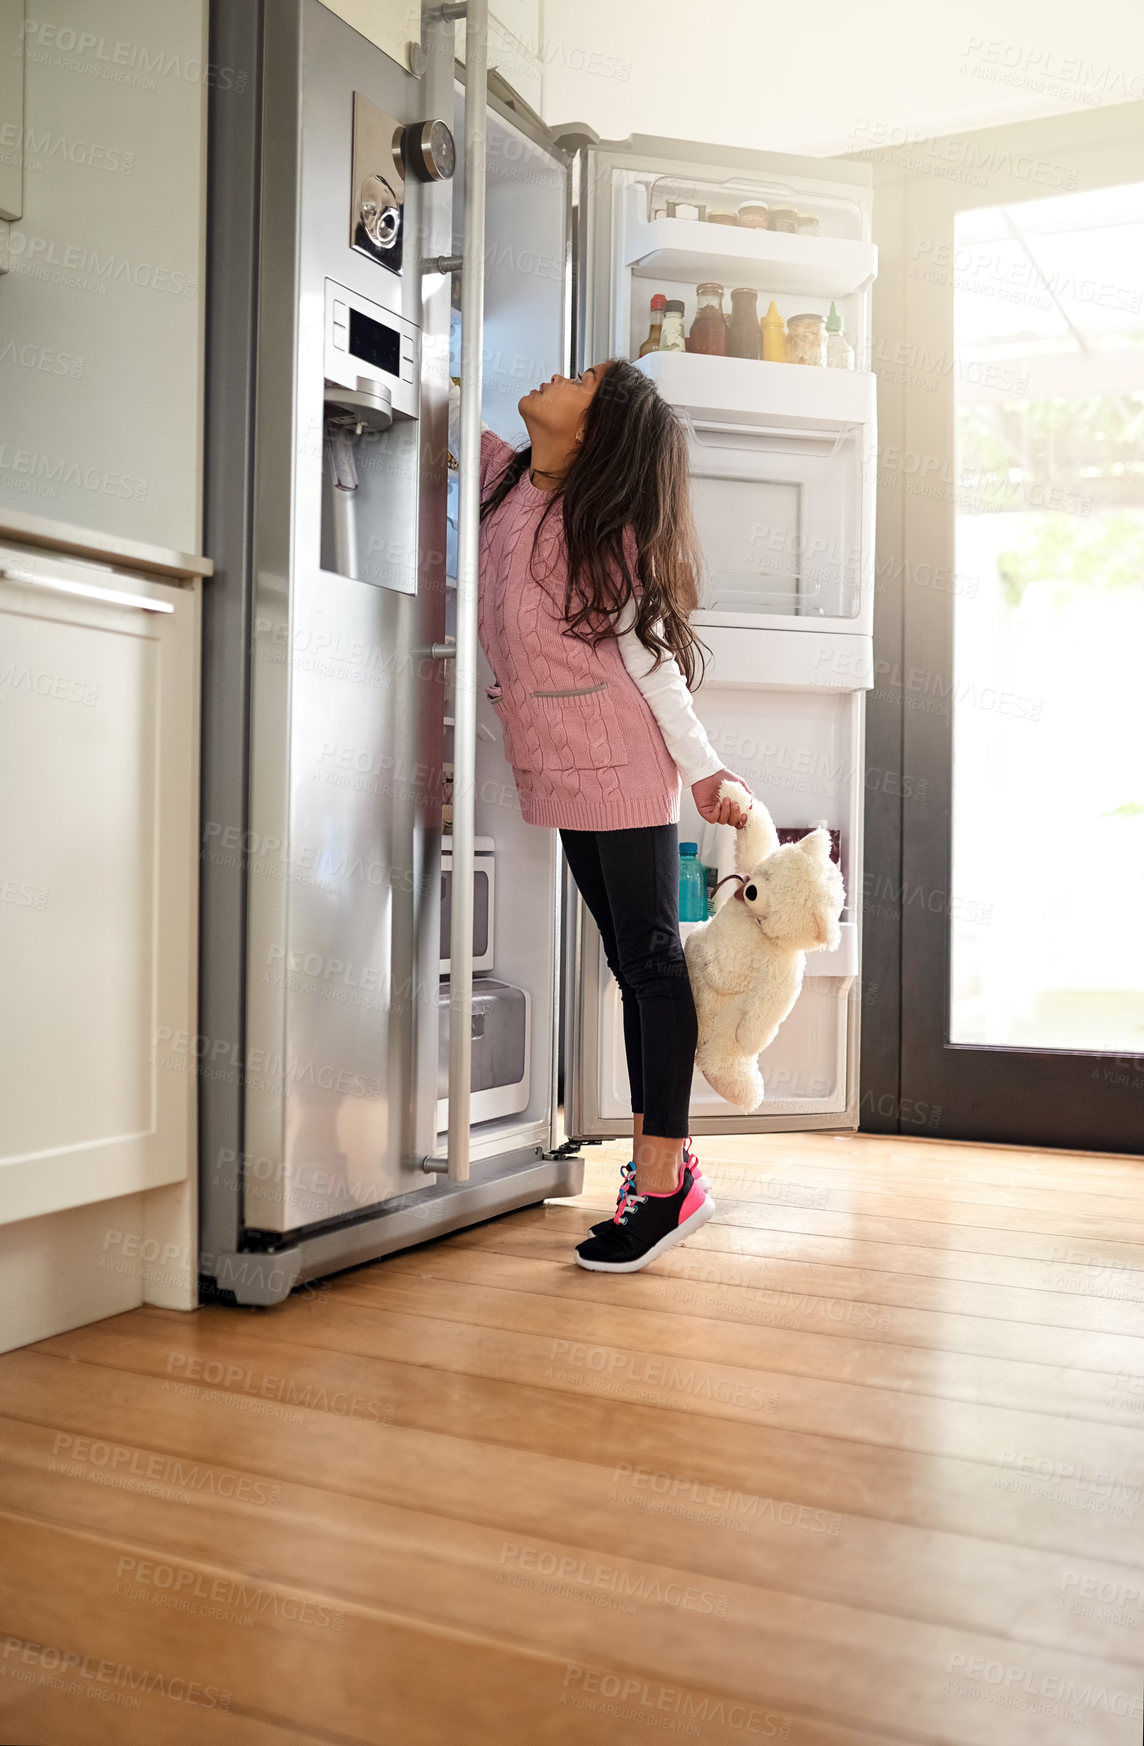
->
[478,431,682,831]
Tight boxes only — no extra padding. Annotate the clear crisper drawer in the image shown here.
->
[689,424,863,622]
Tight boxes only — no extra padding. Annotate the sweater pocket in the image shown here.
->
[527,681,631,772]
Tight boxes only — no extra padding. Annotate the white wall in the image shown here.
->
[0,0,208,552]
[0,1179,196,1355]
[537,0,1144,154]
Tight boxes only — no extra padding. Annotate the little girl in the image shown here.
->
[474,359,752,1273]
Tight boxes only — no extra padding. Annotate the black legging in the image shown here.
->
[560,823,697,1138]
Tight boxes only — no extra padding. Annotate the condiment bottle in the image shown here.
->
[638,293,666,357]
[736,202,769,229]
[786,312,827,366]
[761,300,786,362]
[825,301,854,369]
[727,287,761,359]
[659,298,687,352]
[687,282,727,355]
[769,206,799,233]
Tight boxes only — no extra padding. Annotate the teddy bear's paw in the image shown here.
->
[698,1054,764,1113]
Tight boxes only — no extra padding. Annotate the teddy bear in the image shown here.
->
[683,781,845,1114]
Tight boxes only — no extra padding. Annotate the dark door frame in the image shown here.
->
[856,99,1144,1153]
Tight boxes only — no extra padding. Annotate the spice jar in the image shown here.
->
[769,206,799,233]
[736,203,769,229]
[727,287,761,359]
[825,301,854,369]
[761,300,786,362]
[687,282,727,355]
[659,298,687,352]
[705,210,738,226]
[786,312,827,366]
[637,292,666,358]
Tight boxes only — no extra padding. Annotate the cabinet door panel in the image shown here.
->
[0,561,197,1223]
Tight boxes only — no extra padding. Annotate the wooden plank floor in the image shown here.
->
[2,1132,1143,1744]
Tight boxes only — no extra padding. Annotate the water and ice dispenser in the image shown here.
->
[320,279,421,590]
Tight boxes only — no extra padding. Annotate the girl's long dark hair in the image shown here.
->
[479,360,706,688]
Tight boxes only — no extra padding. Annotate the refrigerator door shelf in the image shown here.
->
[595,939,851,1120]
[627,216,877,302]
[636,351,875,431]
[696,624,873,688]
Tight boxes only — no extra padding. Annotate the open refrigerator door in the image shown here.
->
[560,136,876,1138]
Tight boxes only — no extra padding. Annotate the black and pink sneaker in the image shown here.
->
[589,1143,710,1239]
[576,1158,714,1273]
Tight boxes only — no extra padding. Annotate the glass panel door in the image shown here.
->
[950,183,1144,1055]
[870,103,1144,1154]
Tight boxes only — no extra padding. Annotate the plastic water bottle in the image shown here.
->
[678,842,708,922]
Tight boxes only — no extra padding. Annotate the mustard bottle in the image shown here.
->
[761,300,786,362]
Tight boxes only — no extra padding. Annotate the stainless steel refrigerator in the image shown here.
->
[199,0,876,1305]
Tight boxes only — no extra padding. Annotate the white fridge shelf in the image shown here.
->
[627,214,877,300]
[636,350,876,430]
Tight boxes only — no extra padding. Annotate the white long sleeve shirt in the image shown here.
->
[612,599,723,787]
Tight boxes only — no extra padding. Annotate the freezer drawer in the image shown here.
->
[438,977,531,1129]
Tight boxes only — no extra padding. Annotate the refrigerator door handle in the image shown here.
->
[438,0,488,1185]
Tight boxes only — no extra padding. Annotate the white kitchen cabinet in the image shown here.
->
[0,538,201,1229]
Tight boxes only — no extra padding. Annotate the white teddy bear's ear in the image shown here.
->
[797,828,832,861]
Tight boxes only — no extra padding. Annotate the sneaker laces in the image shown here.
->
[613,1160,636,1212]
[614,1178,647,1225]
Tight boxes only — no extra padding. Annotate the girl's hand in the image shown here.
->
[691,770,753,828]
